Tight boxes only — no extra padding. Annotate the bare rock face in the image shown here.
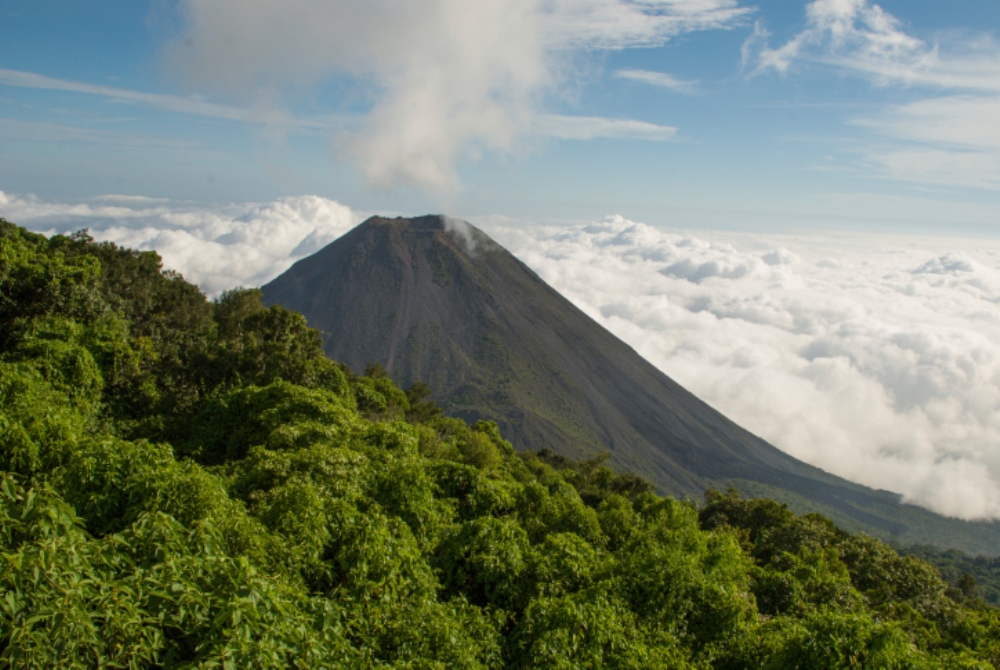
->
[263,214,1000,553]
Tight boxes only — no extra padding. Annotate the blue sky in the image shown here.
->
[2,0,1000,234]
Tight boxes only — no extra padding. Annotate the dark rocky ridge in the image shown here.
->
[263,214,1000,554]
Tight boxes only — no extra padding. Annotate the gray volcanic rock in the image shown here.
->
[263,214,1000,553]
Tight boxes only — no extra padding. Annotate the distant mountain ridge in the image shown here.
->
[262,214,1000,555]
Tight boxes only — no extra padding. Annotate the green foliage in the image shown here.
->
[436,516,531,609]
[840,534,948,608]
[753,548,861,616]
[508,586,693,669]
[210,288,349,396]
[3,317,104,412]
[616,500,757,647]
[0,224,103,343]
[525,448,655,505]
[0,361,91,477]
[179,381,357,463]
[903,544,1000,607]
[527,532,599,600]
[404,380,442,423]
[352,372,410,421]
[717,611,936,670]
[0,218,997,668]
[0,474,358,668]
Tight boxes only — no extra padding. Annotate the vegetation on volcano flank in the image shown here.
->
[1,217,1000,668]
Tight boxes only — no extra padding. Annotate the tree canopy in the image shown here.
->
[1,218,999,668]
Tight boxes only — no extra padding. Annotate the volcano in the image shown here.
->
[262,214,1000,553]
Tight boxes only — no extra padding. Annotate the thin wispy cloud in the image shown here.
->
[745,0,1000,192]
[0,63,683,186]
[541,0,751,49]
[746,0,927,80]
[858,96,1000,150]
[855,95,1000,190]
[0,67,296,125]
[615,69,699,94]
[0,117,205,150]
[535,114,677,141]
[747,0,1000,92]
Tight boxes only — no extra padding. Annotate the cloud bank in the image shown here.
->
[487,216,1000,521]
[163,0,750,192]
[6,192,1000,521]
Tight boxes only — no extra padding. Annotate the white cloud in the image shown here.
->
[535,114,677,141]
[542,0,750,49]
[745,0,966,87]
[860,147,1000,192]
[858,96,1000,151]
[0,2,750,195]
[749,0,930,82]
[746,0,1000,191]
[0,117,206,151]
[615,68,699,94]
[90,194,173,205]
[486,214,1000,520]
[7,192,1000,521]
[0,191,361,296]
[0,67,300,126]
[854,95,1000,189]
[162,0,750,193]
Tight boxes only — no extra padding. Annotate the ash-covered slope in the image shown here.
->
[262,215,1000,552]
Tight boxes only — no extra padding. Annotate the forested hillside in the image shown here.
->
[2,218,999,668]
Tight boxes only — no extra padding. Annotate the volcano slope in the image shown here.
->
[263,215,1000,554]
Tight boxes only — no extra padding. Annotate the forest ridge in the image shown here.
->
[1,218,999,668]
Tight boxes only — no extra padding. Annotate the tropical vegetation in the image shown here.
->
[1,218,999,668]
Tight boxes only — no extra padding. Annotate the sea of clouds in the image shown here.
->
[5,191,1000,522]
[486,217,1000,522]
